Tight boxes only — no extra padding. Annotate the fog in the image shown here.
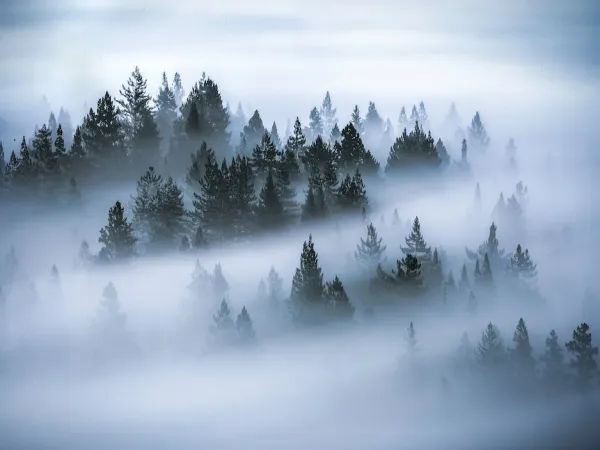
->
[1,1,600,449]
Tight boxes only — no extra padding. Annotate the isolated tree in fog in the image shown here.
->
[290,235,327,325]
[402,217,431,260]
[355,223,387,271]
[98,201,137,261]
[395,254,423,292]
[209,298,236,347]
[510,244,537,287]
[565,323,598,389]
[236,306,256,343]
[405,321,417,353]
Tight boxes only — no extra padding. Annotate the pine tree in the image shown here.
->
[351,105,363,134]
[93,282,131,355]
[435,138,450,168]
[243,110,266,151]
[270,121,282,150]
[385,122,440,173]
[337,169,367,210]
[329,123,341,144]
[510,318,535,375]
[301,188,325,222]
[325,275,354,320]
[209,298,236,347]
[510,244,537,287]
[54,123,67,159]
[307,107,323,142]
[409,105,419,127]
[477,322,506,370]
[132,166,164,241]
[364,101,384,142]
[257,170,285,228]
[478,253,493,286]
[236,306,256,343]
[172,72,185,107]
[395,254,423,292]
[290,235,327,325]
[57,108,73,148]
[266,266,285,316]
[155,71,178,153]
[98,201,137,261]
[565,323,598,389]
[355,223,387,271]
[229,155,257,239]
[467,111,490,152]
[275,162,297,216]
[466,222,506,271]
[75,240,93,268]
[320,91,337,139]
[48,112,57,142]
[283,118,306,170]
[418,102,428,128]
[252,131,278,177]
[541,329,565,387]
[32,124,54,169]
[70,126,85,158]
[337,122,366,172]
[212,263,229,300]
[402,217,431,260]
[398,107,408,132]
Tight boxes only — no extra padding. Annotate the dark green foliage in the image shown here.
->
[355,223,386,271]
[186,142,215,190]
[290,235,327,325]
[385,122,440,173]
[229,155,257,239]
[54,124,67,158]
[565,323,598,388]
[98,201,137,261]
[32,124,54,170]
[337,168,367,210]
[236,306,256,343]
[477,322,506,370]
[275,162,297,216]
[257,170,284,228]
[70,126,85,158]
[193,225,206,249]
[402,217,431,260]
[252,132,278,178]
[510,318,535,375]
[301,186,326,222]
[324,275,354,320]
[364,101,384,142]
[395,254,423,291]
[435,138,450,168]
[337,122,365,172]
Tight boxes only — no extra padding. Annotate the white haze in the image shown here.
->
[1,0,600,449]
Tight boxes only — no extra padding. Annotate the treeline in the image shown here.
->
[0,67,499,210]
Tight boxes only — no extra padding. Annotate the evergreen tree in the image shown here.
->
[75,240,93,268]
[477,322,506,370]
[337,122,366,172]
[236,306,256,343]
[32,124,54,170]
[329,123,341,144]
[98,201,137,261]
[409,105,419,128]
[266,266,285,316]
[155,71,178,153]
[435,138,450,168]
[243,110,266,152]
[48,112,57,142]
[193,224,207,249]
[398,107,408,132]
[324,275,354,320]
[510,244,537,288]
[212,263,229,300]
[510,318,536,375]
[132,166,163,241]
[54,124,67,160]
[252,131,278,177]
[301,187,326,222]
[69,125,85,158]
[364,101,384,142]
[506,138,517,168]
[474,182,482,211]
[478,253,493,286]
[351,105,363,134]
[92,282,134,359]
[402,217,431,260]
[355,223,387,271]
[275,162,297,216]
[337,168,367,210]
[308,107,323,142]
[565,323,598,389]
[270,121,282,150]
[290,235,327,325]
[385,122,440,173]
[172,72,185,107]
[418,102,428,128]
[257,170,285,228]
[209,298,236,347]
[320,91,337,139]
[541,329,565,387]
[467,111,490,152]
[229,155,257,239]
[466,222,506,271]
[395,254,423,292]
[360,149,380,177]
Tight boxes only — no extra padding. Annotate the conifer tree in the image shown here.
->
[209,298,236,347]
[364,101,384,141]
[172,72,185,107]
[58,108,73,148]
[477,322,506,370]
[308,107,323,142]
[69,125,85,158]
[275,162,297,216]
[93,282,131,354]
[242,110,266,154]
[132,166,163,241]
[252,131,278,177]
[229,155,257,238]
[270,121,282,150]
[75,240,93,268]
[541,329,565,387]
[155,71,178,153]
[435,138,450,168]
[418,102,429,128]
[395,254,423,291]
[320,91,337,139]
[474,182,482,211]
[457,331,475,368]
[355,223,387,271]
[565,323,598,389]
[337,122,366,172]
[402,217,431,260]
[478,253,493,286]
[473,259,481,280]
[510,318,535,375]
[266,266,285,316]
[385,122,440,173]
[98,201,137,261]
[301,187,326,222]
[510,244,537,287]
[54,124,67,160]
[337,169,367,210]
[398,107,408,131]
[351,105,363,134]
[290,235,327,325]
[236,306,256,343]
[409,105,419,128]
[466,222,506,270]
[325,275,354,320]
[467,111,490,152]
[212,263,229,300]
[32,124,54,170]
[445,271,457,298]
[257,170,284,228]
[329,123,341,144]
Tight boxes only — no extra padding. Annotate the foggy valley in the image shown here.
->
[1,1,600,449]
